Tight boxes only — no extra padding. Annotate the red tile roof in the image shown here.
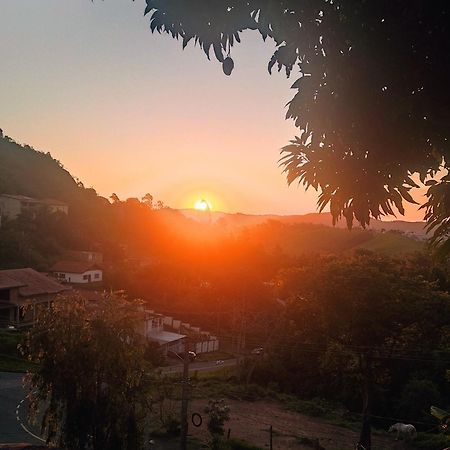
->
[0,268,69,297]
[0,273,25,290]
[50,261,102,274]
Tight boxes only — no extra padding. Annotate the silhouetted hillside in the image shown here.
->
[0,135,80,201]
[0,133,426,272]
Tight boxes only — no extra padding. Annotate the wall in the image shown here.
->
[167,339,185,354]
[0,196,21,220]
[195,339,219,354]
[56,269,102,283]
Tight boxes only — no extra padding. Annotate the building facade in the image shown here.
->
[143,312,186,356]
[0,268,69,327]
[50,261,103,284]
[0,194,69,221]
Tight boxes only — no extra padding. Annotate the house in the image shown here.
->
[0,194,69,221]
[143,312,186,356]
[0,268,69,327]
[49,261,103,284]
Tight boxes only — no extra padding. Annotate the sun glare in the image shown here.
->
[194,198,212,211]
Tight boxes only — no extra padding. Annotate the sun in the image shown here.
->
[194,198,212,211]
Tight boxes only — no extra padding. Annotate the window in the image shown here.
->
[83,274,89,280]
[94,273,100,279]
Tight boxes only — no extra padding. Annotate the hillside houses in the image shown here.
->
[143,310,219,356]
[50,261,103,284]
[0,194,68,222]
[0,268,69,327]
[141,312,186,356]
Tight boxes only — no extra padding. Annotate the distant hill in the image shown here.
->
[181,209,428,238]
[0,132,426,264]
[0,133,426,239]
[0,134,81,202]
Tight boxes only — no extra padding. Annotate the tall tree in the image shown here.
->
[143,1,450,247]
[20,292,153,450]
[264,253,450,449]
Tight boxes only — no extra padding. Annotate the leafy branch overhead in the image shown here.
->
[144,0,450,246]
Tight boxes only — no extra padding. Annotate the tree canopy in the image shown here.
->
[143,1,450,246]
[20,293,153,450]
[254,252,450,448]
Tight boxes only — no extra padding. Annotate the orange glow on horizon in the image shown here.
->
[175,187,227,212]
[194,198,212,211]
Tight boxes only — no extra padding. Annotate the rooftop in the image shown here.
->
[0,268,69,297]
[0,273,26,290]
[50,261,102,274]
[0,194,67,207]
[148,330,186,345]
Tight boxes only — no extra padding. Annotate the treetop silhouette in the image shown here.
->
[144,1,450,248]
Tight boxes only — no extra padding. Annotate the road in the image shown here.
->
[0,359,237,444]
[0,372,43,444]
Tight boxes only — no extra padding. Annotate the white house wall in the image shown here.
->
[57,269,102,283]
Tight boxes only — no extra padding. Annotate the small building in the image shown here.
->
[50,261,103,284]
[0,268,69,327]
[144,312,186,356]
[0,194,69,221]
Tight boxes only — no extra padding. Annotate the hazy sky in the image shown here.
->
[0,0,424,219]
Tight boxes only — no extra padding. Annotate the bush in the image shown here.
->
[0,331,22,356]
[228,438,263,450]
[163,416,180,436]
[284,397,342,418]
[396,379,441,423]
[411,432,450,450]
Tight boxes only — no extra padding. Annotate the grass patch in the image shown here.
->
[191,376,275,402]
[195,351,235,363]
[0,330,36,372]
[192,366,237,380]
[185,436,263,450]
[278,395,346,419]
[297,436,326,449]
[227,438,263,450]
[0,329,22,354]
[0,354,38,372]
[411,432,450,450]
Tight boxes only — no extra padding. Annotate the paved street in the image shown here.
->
[0,372,43,445]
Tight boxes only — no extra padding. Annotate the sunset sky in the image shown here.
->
[0,0,425,219]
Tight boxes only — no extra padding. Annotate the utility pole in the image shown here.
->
[180,353,190,450]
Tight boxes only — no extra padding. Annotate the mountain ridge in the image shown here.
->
[0,133,427,239]
[180,209,428,237]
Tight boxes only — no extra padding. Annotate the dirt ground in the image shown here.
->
[188,399,402,450]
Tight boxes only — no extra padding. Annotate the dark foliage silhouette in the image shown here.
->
[143,1,450,248]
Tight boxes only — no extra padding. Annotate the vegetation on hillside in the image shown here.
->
[1,136,449,448]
